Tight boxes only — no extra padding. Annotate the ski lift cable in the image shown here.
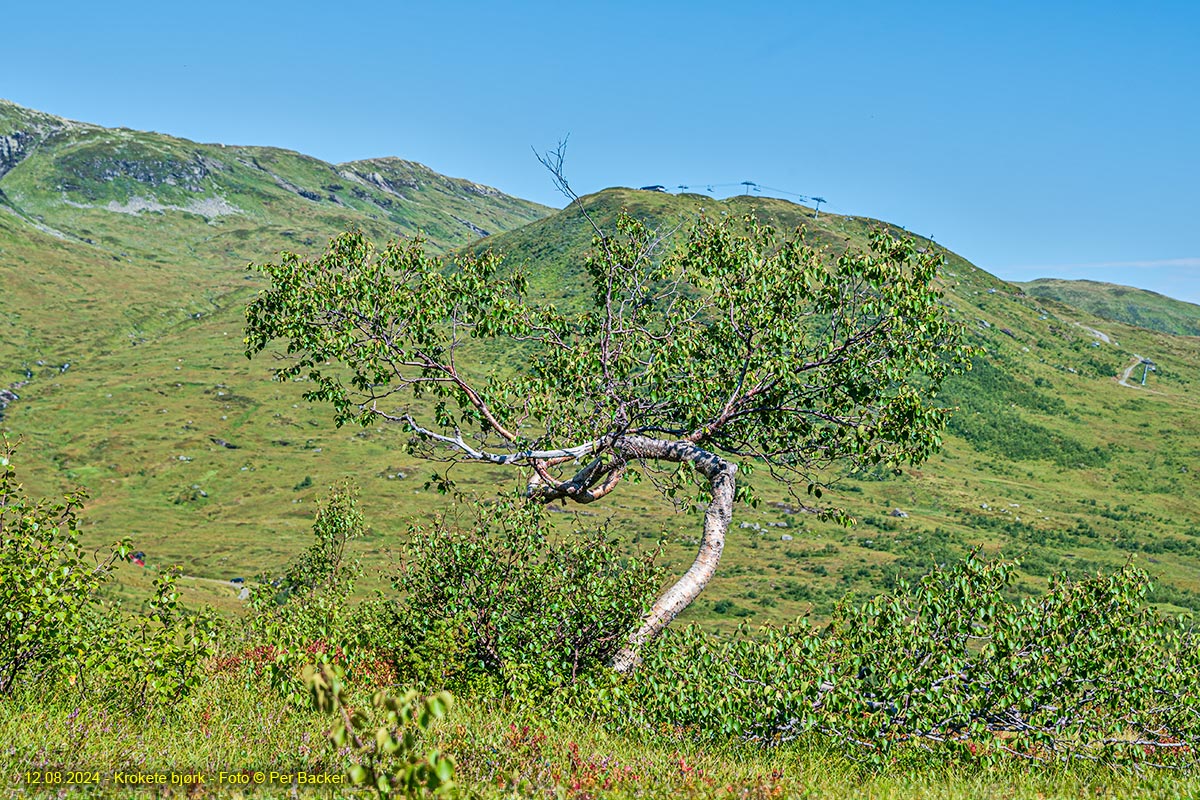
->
[757,184,810,200]
[672,182,745,190]
[665,180,830,208]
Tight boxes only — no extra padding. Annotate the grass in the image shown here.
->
[0,97,549,371]
[3,673,1198,799]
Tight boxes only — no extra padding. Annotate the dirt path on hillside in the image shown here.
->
[1076,322,1115,345]
[129,562,252,599]
[178,573,250,600]
[1119,356,1142,387]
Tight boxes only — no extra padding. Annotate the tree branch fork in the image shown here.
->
[393,407,736,673]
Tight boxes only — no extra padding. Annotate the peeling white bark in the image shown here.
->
[610,435,737,673]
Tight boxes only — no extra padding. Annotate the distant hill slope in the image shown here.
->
[0,99,549,251]
[0,98,551,360]
[1019,278,1200,337]
[469,189,1200,618]
[3,103,1200,627]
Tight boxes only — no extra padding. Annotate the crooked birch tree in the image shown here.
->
[245,198,971,671]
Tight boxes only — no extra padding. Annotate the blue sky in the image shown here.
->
[6,0,1198,301]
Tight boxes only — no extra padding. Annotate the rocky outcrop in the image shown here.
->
[0,380,28,422]
[457,180,502,198]
[0,106,69,180]
[0,132,35,179]
[453,215,490,237]
[353,169,418,199]
[0,388,17,418]
[60,154,213,192]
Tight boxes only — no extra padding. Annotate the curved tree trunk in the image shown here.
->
[610,435,737,673]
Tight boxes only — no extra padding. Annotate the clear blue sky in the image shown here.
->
[6,0,1199,301]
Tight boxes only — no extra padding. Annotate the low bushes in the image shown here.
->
[387,493,663,689]
[0,439,214,709]
[6,442,1199,777]
[596,554,1200,767]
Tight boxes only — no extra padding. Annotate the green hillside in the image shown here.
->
[1019,277,1200,336]
[471,189,1200,622]
[0,98,550,362]
[0,98,549,607]
[2,102,1199,631]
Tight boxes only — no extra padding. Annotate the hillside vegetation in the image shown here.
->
[3,447,1199,798]
[0,98,549,361]
[1,100,1199,631]
[466,189,1200,622]
[1020,278,1200,337]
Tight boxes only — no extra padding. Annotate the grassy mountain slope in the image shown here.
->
[0,99,550,608]
[3,102,1199,629]
[0,98,549,365]
[469,189,1200,623]
[1019,277,1200,336]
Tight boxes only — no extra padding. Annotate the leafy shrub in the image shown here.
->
[82,567,217,710]
[391,493,662,688]
[0,441,128,695]
[241,482,381,702]
[0,440,214,709]
[597,554,1200,768]
[304,662,455,798]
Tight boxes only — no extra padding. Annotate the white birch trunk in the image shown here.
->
[609,435,737,673]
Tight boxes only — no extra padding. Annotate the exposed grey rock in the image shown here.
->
[453,215,490,237]
[0,132,36,179]
[0,387,18,420]
[63,153,212,192]
[68,194,242,219]
[354,169,417,199]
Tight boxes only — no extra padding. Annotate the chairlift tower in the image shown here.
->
[741,180,757,195]
[811,197,826,218]
[1140,358,1156,386]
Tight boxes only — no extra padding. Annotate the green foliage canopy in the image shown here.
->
[245,212,970,507]
[245,209,971,658]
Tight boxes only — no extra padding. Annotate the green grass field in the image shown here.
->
[5,673,1199,800]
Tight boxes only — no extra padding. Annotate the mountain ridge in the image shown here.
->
[0,98,553,366]
[0,98,551,252]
